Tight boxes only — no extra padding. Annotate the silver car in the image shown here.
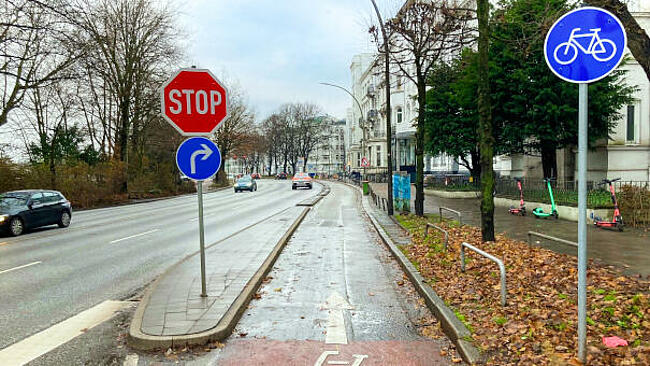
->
[234,175,257,192]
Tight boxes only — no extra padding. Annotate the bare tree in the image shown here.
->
[21,81,78,187]
[213,88,255,185]
[73,0,182,191]
[0,0,78,127]
[292,103,323,172]
[386,0,474,216]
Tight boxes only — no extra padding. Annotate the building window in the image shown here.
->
[357,153,361,166]
[396,107,403,123]
[376,145,381,166]
[626,104,635,142]
[396,76,402,90]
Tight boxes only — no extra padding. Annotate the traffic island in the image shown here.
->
[128,207,310,350]
[387,213,649,365]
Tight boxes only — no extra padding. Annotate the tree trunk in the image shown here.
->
[415,75,426,217]
[470,150,481,182]
[478,0,495,242]
[540,140,558,180]
[118,98,129,193]
[587,0,650,81]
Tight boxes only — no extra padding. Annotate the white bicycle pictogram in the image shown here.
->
[553,27,617,65]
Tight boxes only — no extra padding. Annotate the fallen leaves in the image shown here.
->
[395,214,650,365]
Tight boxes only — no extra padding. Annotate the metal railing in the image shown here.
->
[460,242,507,307]
[439,207,462,225]
[527,231,577,248]
[424,223,449,251]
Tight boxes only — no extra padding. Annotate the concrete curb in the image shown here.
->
[297,181,330,206]
[351,185,482,364]
[128,207,311,350]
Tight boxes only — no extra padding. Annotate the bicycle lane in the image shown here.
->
[211,182,460,365]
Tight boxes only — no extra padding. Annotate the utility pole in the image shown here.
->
[370,0,394,215]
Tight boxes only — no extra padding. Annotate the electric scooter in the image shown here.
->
[592,178,624,231]
[508,178,526,216]
[532,178,559,219]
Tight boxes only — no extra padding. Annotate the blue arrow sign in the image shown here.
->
[176,137,222,181]
[544,7,626,84]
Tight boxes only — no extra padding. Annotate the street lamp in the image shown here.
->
[319,82,367,181]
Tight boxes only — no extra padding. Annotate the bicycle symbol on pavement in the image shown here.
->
[553,27,617,65]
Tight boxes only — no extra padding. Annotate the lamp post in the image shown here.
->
[370,0,394,215]
[320,82,367,182]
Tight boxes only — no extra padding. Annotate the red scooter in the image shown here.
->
[508,178,526,216]
[593,178,624,231]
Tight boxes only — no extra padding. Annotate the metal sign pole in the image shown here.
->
[577,83,588,362]
[197,181,207,297]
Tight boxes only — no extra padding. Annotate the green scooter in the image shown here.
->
[532,178,559,219]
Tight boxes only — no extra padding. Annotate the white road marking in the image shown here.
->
[0,300,130,366]
[0,261,42,275]
[324,292,354,345]
[315,351,368,366]
[315,351,340,366]
[123,353,139,366]
[110,229,159,244]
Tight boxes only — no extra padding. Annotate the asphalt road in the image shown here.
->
[0,179,318,363]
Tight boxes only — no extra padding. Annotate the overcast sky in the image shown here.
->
[175,0,399,122]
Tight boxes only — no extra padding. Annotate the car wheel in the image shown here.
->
[9,217,24,236]
[58,211,71,228]
[308,184,312,189]
[292,185,296,190]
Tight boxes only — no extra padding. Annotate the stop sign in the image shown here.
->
[161,68,229,136]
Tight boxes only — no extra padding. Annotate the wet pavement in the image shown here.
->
[370,183,649,278]
[197,182,458,365]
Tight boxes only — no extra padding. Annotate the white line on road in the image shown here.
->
[324,292,354,345]
[110,229,159,244]
[0,300,130,366]
[0,261,42,275]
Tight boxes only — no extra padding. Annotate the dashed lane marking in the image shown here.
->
[0,300,130,366]
[0,261,42,275]
[110,229,159,244]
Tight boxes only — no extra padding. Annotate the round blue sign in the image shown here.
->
[176,137,222,181]
[544,7,626,84]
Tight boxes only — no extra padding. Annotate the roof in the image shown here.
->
[3,190,62,196]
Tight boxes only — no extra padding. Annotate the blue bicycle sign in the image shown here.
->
[544,7,626,83]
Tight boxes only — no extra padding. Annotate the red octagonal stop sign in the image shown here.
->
[161,68,229,136]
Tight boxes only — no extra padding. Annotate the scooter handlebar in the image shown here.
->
[600,178,621,185]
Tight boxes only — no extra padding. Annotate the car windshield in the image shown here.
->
[0,195,28,209]
[237,176,252,183]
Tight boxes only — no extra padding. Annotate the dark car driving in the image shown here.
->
[0,190,72,236]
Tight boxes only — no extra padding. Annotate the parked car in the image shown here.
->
[292,172,313,190]
[251,172,261,179]
[275,172,288,180]
[234,175,257,192]
[0,190,72,236]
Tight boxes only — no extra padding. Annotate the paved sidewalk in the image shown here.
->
[369,183,650,277]
[129,206,306,347]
